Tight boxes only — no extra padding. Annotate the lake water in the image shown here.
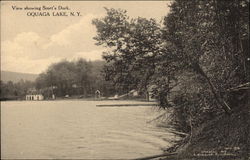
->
[1,100,175,159]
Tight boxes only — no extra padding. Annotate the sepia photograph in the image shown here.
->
[1,0,249,159]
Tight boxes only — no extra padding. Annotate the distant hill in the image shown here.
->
[1,71,38,83]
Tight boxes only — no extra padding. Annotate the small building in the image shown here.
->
[26,88,44,101]
[26,94,44,101]
[95,90,101,99]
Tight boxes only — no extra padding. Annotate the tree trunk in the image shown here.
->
[193,62,231,114]
[146,91,149,101]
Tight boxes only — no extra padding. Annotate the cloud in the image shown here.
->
[2,32,47,59]
[1,55,61,74]
[1,14,105,74]
[44,14,103,53]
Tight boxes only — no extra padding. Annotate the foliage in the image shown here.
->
[93,1,249,156]
[35,58,114,98]
[160,0,249,123]
[159,0,250,155]
[0,59,115,99]
[93,8,163,96]
[0,80,34,99]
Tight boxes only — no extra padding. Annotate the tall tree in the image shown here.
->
[158,0,249,156]
[93,8,163,97]
[160,0,249,113]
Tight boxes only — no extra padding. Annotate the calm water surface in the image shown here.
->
[1,100,175,159]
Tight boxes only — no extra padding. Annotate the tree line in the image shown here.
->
[0,59,116,100]
[35,59,116,99]
[0,80,34,100]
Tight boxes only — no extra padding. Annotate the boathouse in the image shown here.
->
[26,94,44,101]
[26,88,44,101]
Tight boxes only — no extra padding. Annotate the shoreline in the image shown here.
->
[1,98,158,103]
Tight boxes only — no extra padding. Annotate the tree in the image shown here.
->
[158,0,249,156]
[156,0,250,112]
[75,58,93,96]
[0,80,34,99]
[93,8,163,98]
[34,59,112,98]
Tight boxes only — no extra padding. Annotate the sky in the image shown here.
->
[1,1,171,74]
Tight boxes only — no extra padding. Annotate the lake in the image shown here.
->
[1,100,175,159]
